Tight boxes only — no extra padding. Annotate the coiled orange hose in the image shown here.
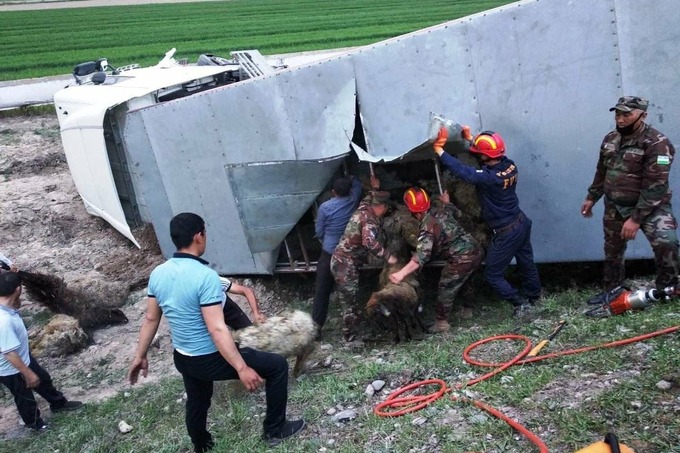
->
[374,325,680,452]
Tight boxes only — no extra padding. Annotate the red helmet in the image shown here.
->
[403,187,430,213]
[470,131,505,159]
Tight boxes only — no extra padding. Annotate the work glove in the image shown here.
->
[433,127,448,155]
[462,125,472,141]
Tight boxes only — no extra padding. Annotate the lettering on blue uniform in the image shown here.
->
[502,175,517,190]
[496,164,516,177]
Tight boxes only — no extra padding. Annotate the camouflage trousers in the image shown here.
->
[329,254,363,335]
[435,243,484,321]
[603,202,680,290]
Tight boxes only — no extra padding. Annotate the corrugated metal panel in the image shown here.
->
[348,0,680,263]
[123,57,356,274]
[352,24,480,159]
[227,157,344,253]
[276,56,356,161]
[612,0,680,258]
[121,0,680,272]
[466,0,622,262]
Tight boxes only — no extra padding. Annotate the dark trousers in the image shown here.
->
[173,347,288,451]
[223,295,253,330]
[0,355,66,428]
[312,250,334,329]
[484,214,541,303]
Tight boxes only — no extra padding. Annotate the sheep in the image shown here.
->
[365,262,426,343]
[29,314,88,357]
[19,270,128,330]
[231,310,317,377]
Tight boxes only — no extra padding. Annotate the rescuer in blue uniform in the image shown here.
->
[432,127,541,318]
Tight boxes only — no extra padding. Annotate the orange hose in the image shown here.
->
[458,334,532,388]
[374,325,680,452]
[374,379,450,417]
[454,395,550,453]
[464,325,680,368]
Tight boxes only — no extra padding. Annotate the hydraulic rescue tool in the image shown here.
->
[585,285,677,318]
[527,320,567,357]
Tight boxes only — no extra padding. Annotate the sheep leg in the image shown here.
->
[401,312,414,341]
[372,303,398,341]
[292,343,315,378]
[374,312,391,332]
[390,313,401,344]
[414,304,427,333]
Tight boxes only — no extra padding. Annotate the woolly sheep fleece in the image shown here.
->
[232,310,317,357]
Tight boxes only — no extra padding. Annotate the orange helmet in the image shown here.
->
[470,131,505,159]
[403,187,430,213]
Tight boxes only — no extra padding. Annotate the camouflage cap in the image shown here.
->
[369,190,394,206]
[609,96,648,112]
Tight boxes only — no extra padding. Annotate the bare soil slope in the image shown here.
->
[0,114,171,438]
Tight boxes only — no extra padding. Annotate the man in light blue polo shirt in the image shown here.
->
[0,272,83,431]
[128,213,304,452]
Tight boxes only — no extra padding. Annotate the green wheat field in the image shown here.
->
[0,0,514,81]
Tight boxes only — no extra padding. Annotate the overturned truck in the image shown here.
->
[54,0,680,275]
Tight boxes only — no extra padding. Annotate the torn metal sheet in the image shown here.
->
[123,57,355,274]
[53,0,680,273]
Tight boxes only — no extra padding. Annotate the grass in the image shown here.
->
[1,1,679,451]
[32,124,60,141]
[0,128,20,146]
[0,0,516,81]
[0,105,56,118]
[2,267,679,453]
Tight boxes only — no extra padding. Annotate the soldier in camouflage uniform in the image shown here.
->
[582,96,679,299]
[331,185,397,341]
[390,188,483,333]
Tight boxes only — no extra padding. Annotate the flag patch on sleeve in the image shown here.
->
[657,156,671,165]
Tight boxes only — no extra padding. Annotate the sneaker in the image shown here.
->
[513,303,535,319]
[428,320,451,334]
[262,419,306,447]
[29,421,48,432]
[51,400,84,413]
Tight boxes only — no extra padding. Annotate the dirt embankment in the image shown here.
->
[0,115,163,299]
[0,114,169,438]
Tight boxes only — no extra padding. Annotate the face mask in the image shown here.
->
[616,112,644,136]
